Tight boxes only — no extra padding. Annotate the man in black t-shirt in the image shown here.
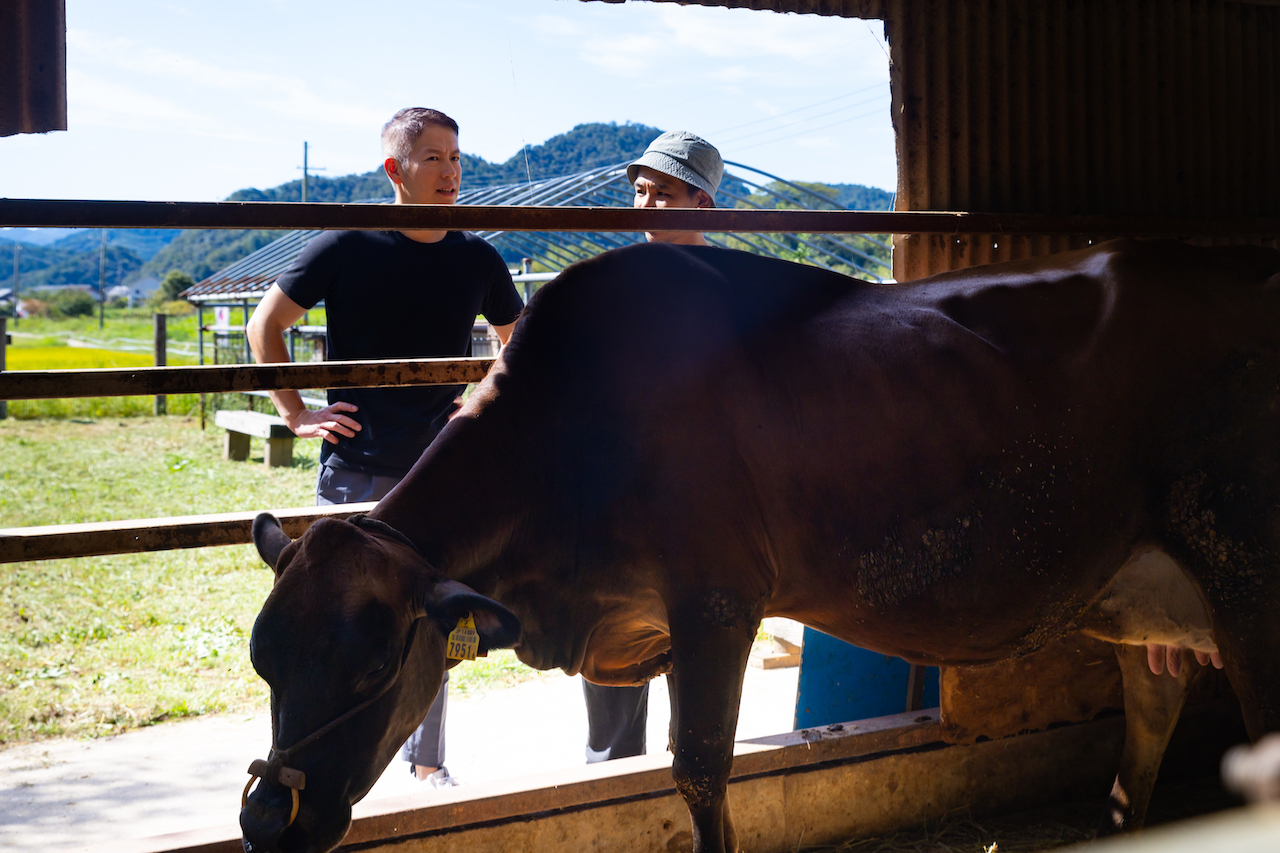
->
[247,108,524,787]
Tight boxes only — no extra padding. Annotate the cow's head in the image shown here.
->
[239,512,520,853]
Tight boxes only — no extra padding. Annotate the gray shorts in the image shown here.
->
[315,465,403,506]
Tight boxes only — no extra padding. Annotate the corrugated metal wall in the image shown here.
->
[885,0,1280,280]
[0,0,67,137]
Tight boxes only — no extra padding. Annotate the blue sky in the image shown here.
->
[0,0,894,203]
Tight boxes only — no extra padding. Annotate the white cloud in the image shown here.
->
[711,65,763,84]
[529,14,586,37]
[579,34,664,78]
[66,29,384,130]
[66,68,242,137]
[655,6,847,61]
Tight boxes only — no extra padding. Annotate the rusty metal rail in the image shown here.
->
[0,356,493,401]
[5,199,1278,565]
[4,198,1280,236]
[0,503,378,564]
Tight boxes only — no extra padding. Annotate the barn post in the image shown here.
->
[0,316,7,420]
[153,312,166,416]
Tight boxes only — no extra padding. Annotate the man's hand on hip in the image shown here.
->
[286,402,362,444]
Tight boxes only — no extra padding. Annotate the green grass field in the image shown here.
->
[4,346,201,419]
[0,414,535,748]
[7,305,326,347]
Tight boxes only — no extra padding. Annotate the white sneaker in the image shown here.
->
[424,766,462,788]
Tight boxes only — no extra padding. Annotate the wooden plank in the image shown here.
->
[81,709,1134,853]
[1,198,1279,237]
[0,502,378,563]
[0,357,495,401]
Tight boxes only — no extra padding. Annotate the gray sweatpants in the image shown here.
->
[317,464,449,768]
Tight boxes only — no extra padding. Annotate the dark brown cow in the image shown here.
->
[242,239,1280,853]
[239,514,520,853]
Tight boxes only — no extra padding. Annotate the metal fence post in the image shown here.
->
[197,304,206,429]
[1,316,7,420]
[153,313,166,416]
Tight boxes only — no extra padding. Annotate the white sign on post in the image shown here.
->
[214,306,231,329]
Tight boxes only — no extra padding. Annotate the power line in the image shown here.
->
[729,105,891,154]
[708,81,886,138]
[716,92,889,146]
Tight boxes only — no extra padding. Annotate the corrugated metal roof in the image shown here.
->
[582,0,885,17]
[581,0,1280,17]
[182,161,893,302]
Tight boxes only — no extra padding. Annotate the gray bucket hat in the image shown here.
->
[627,131,724,203]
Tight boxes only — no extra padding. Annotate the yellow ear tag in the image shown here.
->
[446,613,480,661]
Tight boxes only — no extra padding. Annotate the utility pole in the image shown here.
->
[98,228,106,330]
[297,141,327,203]
[10,241,17,328]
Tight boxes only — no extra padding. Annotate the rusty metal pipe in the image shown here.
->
[3,199,1280,236]
[0,356,494,401]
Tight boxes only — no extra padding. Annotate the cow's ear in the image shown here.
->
[252,512,292,574]
[418,577,521,654]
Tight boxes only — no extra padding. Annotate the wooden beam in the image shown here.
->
[0,502,378,563]
[0,357,494,401]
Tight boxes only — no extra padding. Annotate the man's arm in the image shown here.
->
[246,284,361,444]
[492,322,515,346]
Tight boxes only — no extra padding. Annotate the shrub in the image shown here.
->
[156,299,196,316]
[159,270,196,301]
[20,298,50,318]
[44,289,99,318]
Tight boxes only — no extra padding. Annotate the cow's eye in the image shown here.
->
[357,657,393,691]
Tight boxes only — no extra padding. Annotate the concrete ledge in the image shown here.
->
[80,709,1136,853]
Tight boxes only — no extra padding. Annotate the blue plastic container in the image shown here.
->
[793,627,940,728]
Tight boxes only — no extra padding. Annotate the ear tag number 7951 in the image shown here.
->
[446,613,480,661]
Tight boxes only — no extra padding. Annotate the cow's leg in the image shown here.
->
[1100,642,1196,834]
[667,591,758,853]
[1190,590,1280,749]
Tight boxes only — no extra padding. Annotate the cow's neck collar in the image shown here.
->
[351,514,427,563]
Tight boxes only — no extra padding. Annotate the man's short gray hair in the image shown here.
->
[381,108,459,164]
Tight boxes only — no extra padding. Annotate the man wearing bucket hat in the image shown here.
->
[579,131,726,766]
[628,130,724,245]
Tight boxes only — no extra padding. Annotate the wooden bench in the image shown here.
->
[214,410,296,468]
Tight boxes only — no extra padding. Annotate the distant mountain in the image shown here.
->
[136,229,280,286]
[138,122,666,284]
[1,229,176,291]
[830,183,894,211]
[225,172,391,204]
[1,242,80,291]
[0,245,143,294]
[48,229,178,261]
[8,123,895,289]
[1,227,81,246]
[473,122,665,186]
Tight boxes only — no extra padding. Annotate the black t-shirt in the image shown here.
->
[276,229,524,476]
